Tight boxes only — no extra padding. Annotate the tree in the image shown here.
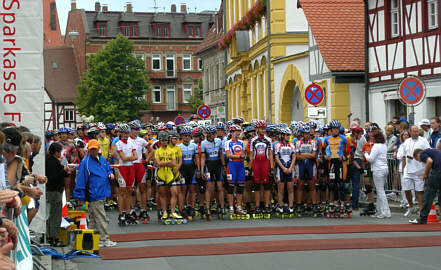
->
[75,34,150,123]
[187,78,204,114]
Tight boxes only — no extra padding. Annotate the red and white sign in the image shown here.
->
[304,83,324,106]
[197,105,211,119]
[398,76,425,106]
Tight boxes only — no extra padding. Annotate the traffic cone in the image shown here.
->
[427,203,440,223]
[79,212,88,229]
[61,190,68,218]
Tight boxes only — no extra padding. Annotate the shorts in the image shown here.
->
[116,165,135,188]
[328,158,347,181]
[180,164,197,185]
[403,173,425,192]
[226,161,245,183]
[318,159,329,178]
[156,178,179,187]
[245,168,253,181]
[133,163,147,184]
[205,160,222,182]
[252,159,270,183]
[276,166,294,183]
[297,159,316,181]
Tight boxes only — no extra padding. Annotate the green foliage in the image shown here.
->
[75,34,150,122]
[187,78,204,114]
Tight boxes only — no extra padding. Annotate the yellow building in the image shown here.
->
[223,0,366,126]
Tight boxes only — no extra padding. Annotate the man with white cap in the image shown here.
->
[419,119,431,142]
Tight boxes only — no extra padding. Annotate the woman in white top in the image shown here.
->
[364,132,391,218]
[396,130,411,207]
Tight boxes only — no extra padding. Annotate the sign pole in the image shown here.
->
[409,105,415,126]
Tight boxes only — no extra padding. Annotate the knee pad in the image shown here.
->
[314,182,320,191]
[236,183,245,194]
[252,183,260,192]
[263,182,272,191]
[226,183,235,194]
[320,181,327,192]
[365,185,373,194]
[303,182,310,192]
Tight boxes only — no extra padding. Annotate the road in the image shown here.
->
[68,209,441,270]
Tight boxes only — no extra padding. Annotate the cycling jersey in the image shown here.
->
[179,142,198,165]
[128,136,148,164]
[60,141,76,166]
[324,134,347,159]
[155,146,175,184]
[201,138,223,160]
[274,142,296,166]
[225,138,245,183]
[250,135,273,161]
[98,137,111,159]
[167,144,182,174]
[115,139,136,166]
[295,138,318,181]
[295,138,318,155]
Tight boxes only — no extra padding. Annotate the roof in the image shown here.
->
[84,11,214,39]
[299,0,365,71]
[194,3,223,55]
[43,0,63,47]
[44,46,80,103]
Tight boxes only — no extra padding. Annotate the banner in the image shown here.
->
[13,206,33,270]
[1,0,46,232]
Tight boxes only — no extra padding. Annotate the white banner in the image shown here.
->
[13,206,33,270]
[1,0,46,232]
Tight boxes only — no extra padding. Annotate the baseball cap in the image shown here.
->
[419,119,430,126]
[399,117,408,123]
[2,128,22,146]
[88,139,99,150]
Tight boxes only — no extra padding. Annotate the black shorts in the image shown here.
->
[180,164,197,186]
[206,160,222,182]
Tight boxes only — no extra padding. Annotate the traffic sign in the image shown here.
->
[398,76,425,106]
[197,105,211,119]
[304,83,324,106]
[307,106,327,119]
[174,116,185,126]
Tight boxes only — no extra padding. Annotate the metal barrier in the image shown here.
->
[385,153,401,193]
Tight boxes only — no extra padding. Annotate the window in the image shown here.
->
[185,25,202,38]
[97,22,107,36]
[391,0,399,38]
[182,54,192,71]
[153,24,170,38]
[183,84,192,103]
[121,23,138,37]
[198,58,203,71]
[152,54,161,70]
[428,0,438,29]
[135,52,145,68]
[50,2,57,31]
[166,54,175,77]
[152,86,162,103]
[65,109,74,122]
[166,85,175,110]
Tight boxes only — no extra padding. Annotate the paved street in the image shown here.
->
[68,209,441,270]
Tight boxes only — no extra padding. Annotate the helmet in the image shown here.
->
[165,123,174,130]
[278,123,288,129]
[52,129,59,135]
[139,130,147,136]
[190,114,198,120]
[45,131,52,139]
[205,125,216,134]
[158,131,169,141]
[329,120,341,128]
[232,116,245,124]
[367,124,379,132]
[192,127,202,137]
[229,124,242,132]
[244,125,256,134]
[350,126,363,134]
[87,127,99,138]
[300,124,311,133]
[317,127,324,134]
[216,122,225,130]
[151,128,158,134]
[339,126,345,134]
[129,120,141,130]
[323,124,330,131]
[290,121,300,135]
[168,131,178,139]
[188,121,198,128]
[82,123,91,130]
[181,126,192,135]
[280,127,291,135]
[117,123,131,133]
[308,121,317,129]
[97,122,106,130]
[226,120,233,127]
[105,123,115,130]
[266,124,278,134]
[76,124,83,130]
[59,127,69,133]
[74,138,85,149]
[255,120,267,128]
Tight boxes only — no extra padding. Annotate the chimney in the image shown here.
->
[180,3,187,13]
[95,1,100,12]
[171,4,177,13]
[126,2,133,13]
[102,4,108,12]
[71,0,76,10]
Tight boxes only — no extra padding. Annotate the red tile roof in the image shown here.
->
[300,0,365,71]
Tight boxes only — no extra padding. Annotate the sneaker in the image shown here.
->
[161,211,168,219]
[409,218,427,224]
[276,206,283,213]
[99,240,117,248]
[376,214,391,219]
[170,212,183,219]
[404,207,416,217]
[370,214,379,218]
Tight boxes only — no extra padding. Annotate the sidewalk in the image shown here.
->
[51,246,78,270]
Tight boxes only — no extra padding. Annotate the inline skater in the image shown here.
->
[225,125,247,217]
[201,125,226,219]
[167,131,183,215]
[274,127,296,215]
[243,125,256,212]
[250,120,275,217]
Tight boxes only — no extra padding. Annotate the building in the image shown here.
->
[368,0,441,128]
[65,1,215,122]
[195,2,226,123]
[223,0,365,125]
[43,0,64,47]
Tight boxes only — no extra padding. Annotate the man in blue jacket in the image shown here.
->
[74,139,116,248]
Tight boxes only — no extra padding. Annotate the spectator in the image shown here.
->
[419,119,431,142]
[385,125,397,154]
[401,125,430,217]
[364,132,391,218]
[429,117,441,149]
[45,142,72,247]
[0,242,14,270]
[396,130,412,208]
[74,140,117,248]
[410,148,441,224]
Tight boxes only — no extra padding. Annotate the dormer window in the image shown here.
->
[153,24,170,38]
[185,24,201,38]
[121,22,138,37]
[96,22,107,37]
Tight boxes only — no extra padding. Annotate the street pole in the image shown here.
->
[266,0,272,122]
[409,105,415,126]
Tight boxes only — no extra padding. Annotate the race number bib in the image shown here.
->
[226,174,232,181]
[205,172,211,179]
[329,173,336,180]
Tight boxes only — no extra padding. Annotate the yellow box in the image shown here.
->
[73,229,100,254]
[59,224,77,245]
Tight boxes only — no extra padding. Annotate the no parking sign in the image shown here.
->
[197,105,211,119]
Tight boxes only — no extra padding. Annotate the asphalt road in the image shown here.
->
[69,209,441,270]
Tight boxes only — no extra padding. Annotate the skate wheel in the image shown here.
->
[348,213,352,218]
[177,219,182,224]
[183,219,188,224]
[229,215,234,220]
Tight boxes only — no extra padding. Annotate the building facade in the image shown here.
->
[65,1,215,122]
[368,0,441,128]
[195,3,226,123]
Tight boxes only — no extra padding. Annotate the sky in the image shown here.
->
[56,0,222,34]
